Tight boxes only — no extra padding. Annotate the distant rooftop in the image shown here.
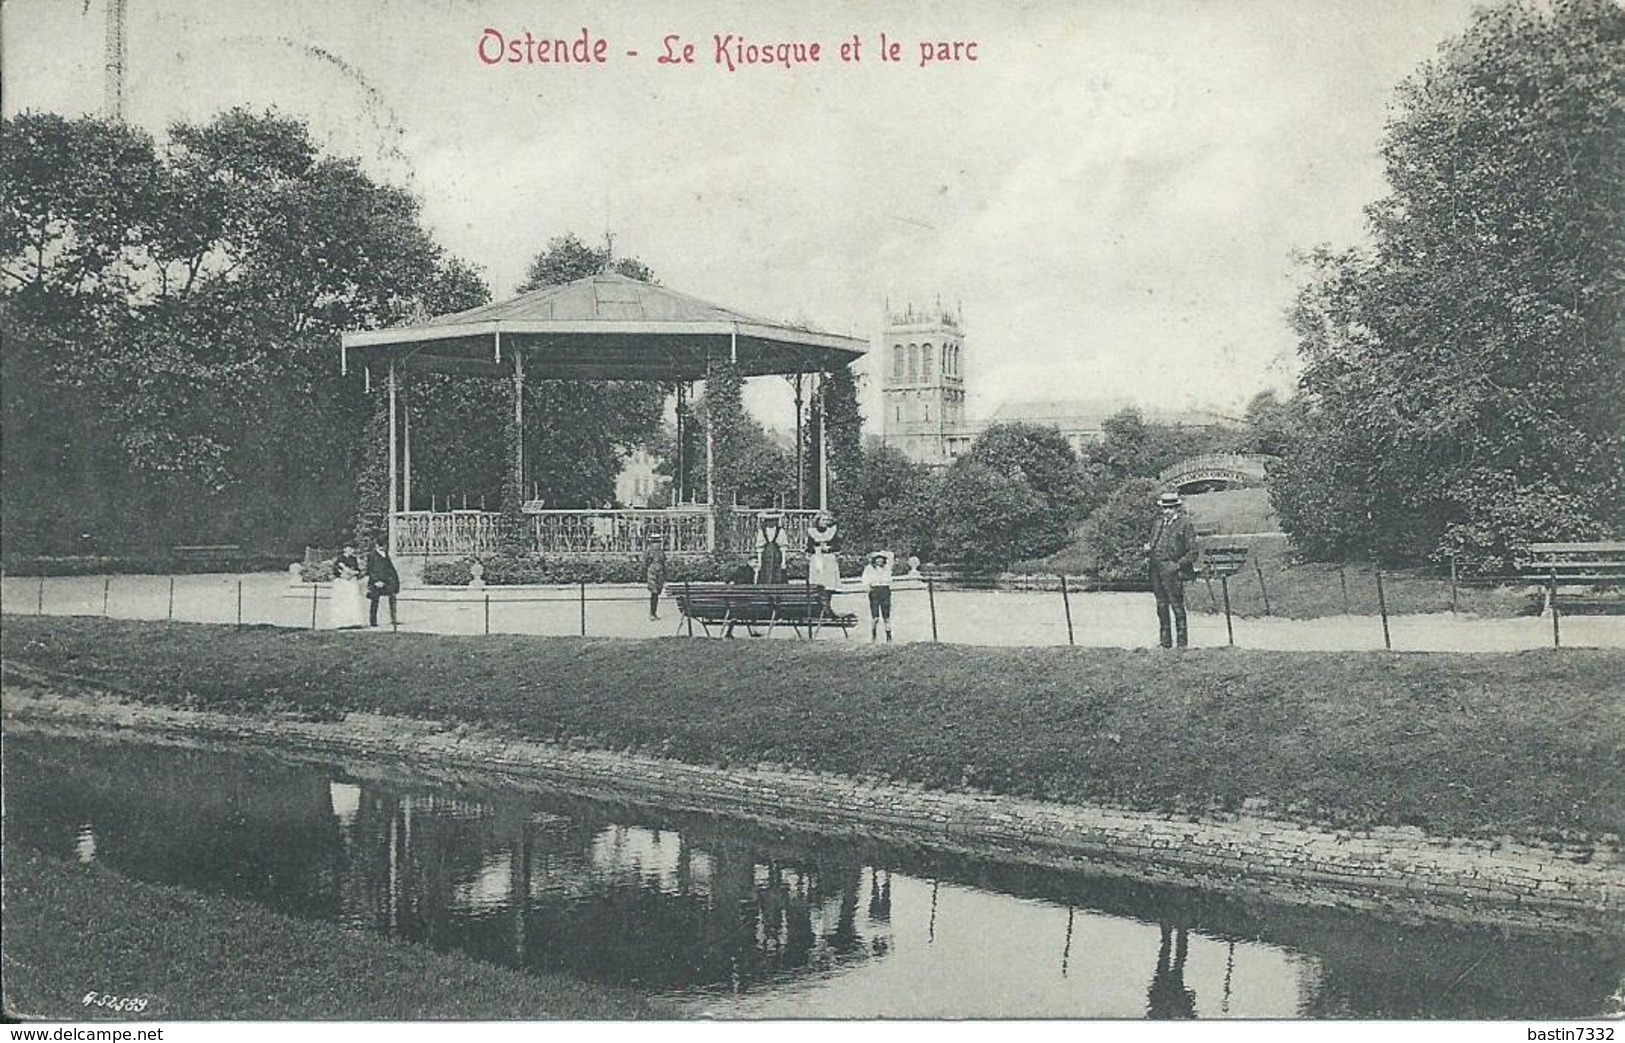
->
[988,398,1235,430]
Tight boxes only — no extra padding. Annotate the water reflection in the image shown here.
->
[4,735,1621,1019]
[1147,923,1196,1019]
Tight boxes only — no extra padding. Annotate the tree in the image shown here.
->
[404,231,664,512]
[933,422,1090,567]
[1242,390,1299,458]
[968,422,1090,545]
[933,459,1053,569]
[650,404,797,509]
[853,444,941,561]
[1081,407,1239,502]
[1,108,483,555]
[1076,478,1162,582]
[517,232,653,292]
[705,359,746,551]
[821,365,865,530]
[1276,0,1625,566]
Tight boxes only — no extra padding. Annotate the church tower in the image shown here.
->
[880,301,968,466]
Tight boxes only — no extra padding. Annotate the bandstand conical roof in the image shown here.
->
[341,272,866,381]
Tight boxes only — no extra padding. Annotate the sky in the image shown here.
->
[1,0,1489,430]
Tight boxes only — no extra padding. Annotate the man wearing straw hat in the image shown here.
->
[1145,490,1199,649]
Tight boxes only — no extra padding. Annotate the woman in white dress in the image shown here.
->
[805,510,842,590]
[330,544,367,629]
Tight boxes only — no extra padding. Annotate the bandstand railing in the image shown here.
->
[394,507,819,557]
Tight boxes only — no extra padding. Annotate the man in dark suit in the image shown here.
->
[364,542,401,628]
[1145,491,1198,648]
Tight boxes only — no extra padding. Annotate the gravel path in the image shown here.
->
[4,572,1621,651]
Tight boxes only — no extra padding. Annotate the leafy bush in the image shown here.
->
[1077,478,1162,582]
[4,554,295,577]
[296,559,336,583]
[420,551,871,586]
[932,424,1093,569]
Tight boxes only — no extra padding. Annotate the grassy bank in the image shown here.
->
[3,616,1621,842]
[1183,539,1536,620]
[1029,536,1535,619]
[1,845,657,1020]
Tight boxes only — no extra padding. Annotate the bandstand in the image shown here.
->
[339,273,867,560]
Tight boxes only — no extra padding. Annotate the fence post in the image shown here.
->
[1549,568,1561,649]
[236,580,243,629]
[1221,575,1234,647]
[1059,574,1075,646]
[579,581,587,637]
[1338,567,1350,615]
[1253,559,1272,617]
[1449,553,1459,614]
[37,574,45,615]
[484,592,491,636]
[685,581,694,638]
[1375,569,1391,650]
[927,576,939,643]
[102,577,111,617]
[310,582,319,630]
[167,575,175,622]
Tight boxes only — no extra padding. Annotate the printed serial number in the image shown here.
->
[83,992,148,1013]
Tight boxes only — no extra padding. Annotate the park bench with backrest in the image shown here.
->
[673,582,858,638]
[170,544,242,572]
[1518,541,1625,615]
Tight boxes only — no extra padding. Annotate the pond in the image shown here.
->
[4,733,1622,1019]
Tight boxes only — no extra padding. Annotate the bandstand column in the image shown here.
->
[675,382,687,504]
[387,356,398,558]
[511,348,525,506]
[402,385,412,513]
[817,372,829,511]
[704,369,715,511]
[793,372,805,509]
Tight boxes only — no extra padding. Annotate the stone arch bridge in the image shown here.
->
[1157,453,1276,494]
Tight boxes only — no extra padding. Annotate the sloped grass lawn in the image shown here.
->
[1,845,657,1021]
[3,617,1621,842]
[1024,535,1533,619]
[1183,539,1534,620]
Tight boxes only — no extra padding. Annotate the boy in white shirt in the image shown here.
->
[861,550,894,643]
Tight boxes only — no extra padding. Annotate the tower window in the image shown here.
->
[922,343,934,382]
[907,344,919,383]
[893,345,904,381]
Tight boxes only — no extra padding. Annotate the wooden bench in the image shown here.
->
[1519,541,1625,616]
[673,583,858,639]
[170,544,242,572]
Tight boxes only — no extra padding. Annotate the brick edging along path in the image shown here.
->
[3,680,1620,936]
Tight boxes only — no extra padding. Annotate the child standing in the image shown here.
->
[861,550,893,643]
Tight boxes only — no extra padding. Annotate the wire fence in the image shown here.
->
[3,570,1621,652]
